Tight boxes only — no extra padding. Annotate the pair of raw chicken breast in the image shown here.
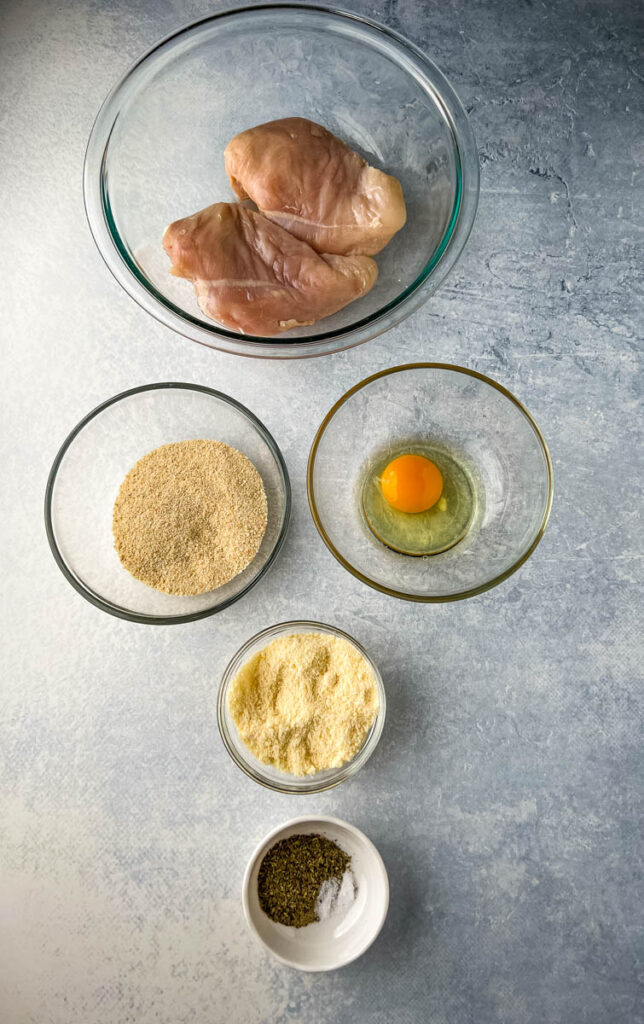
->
[163,118,406,336]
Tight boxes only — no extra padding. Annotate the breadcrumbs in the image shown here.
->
[113,439,267,595]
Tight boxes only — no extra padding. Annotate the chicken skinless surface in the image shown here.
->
[162,203,378,336]
[224,117,406,256]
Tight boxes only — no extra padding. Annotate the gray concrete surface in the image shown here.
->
[1,1,642,1022]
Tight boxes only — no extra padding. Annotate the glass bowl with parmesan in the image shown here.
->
[45,383,290,624]
[217,621,386,793]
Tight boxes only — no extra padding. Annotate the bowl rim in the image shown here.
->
[242,813,390,971]
[44,381,292,624]
[217,620,386,793]
[307,362,554,602]
[83,2,480,359]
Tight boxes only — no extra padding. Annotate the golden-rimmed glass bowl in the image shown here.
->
[308,364,553,601]
[84,4,478,358]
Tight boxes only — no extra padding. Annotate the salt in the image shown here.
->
[315,868,357,922]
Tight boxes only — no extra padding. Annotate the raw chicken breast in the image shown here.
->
[224,117,406,256]
[162,202,378,335]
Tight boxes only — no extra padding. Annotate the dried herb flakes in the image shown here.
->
[257,833,350,928]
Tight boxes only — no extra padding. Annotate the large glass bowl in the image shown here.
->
[217,621,386,793]
[84,4,479,359]
[45,383,291,624]
[308,365,553,601]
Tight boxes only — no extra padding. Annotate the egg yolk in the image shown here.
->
[379,454,443,514]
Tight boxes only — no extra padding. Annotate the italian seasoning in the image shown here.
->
[257,834,351,928]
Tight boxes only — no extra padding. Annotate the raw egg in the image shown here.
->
[379,453,443,514]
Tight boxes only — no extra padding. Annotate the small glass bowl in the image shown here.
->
[308,364,553,601]
[84,4,478,358]
[44,383,290,624]
[217,621,386,793]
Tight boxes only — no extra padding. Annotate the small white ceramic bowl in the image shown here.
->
[242,815,389,971]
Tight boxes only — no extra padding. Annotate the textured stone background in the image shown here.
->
[1,1,642,1022]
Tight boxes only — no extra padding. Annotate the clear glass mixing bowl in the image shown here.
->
[217,621,386,793]
[308,364,553,601]
[45,383,291,624]
[84,4,479,358]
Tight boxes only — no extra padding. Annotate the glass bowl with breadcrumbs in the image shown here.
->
[45,383,290,624]
[217,621,386,793]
